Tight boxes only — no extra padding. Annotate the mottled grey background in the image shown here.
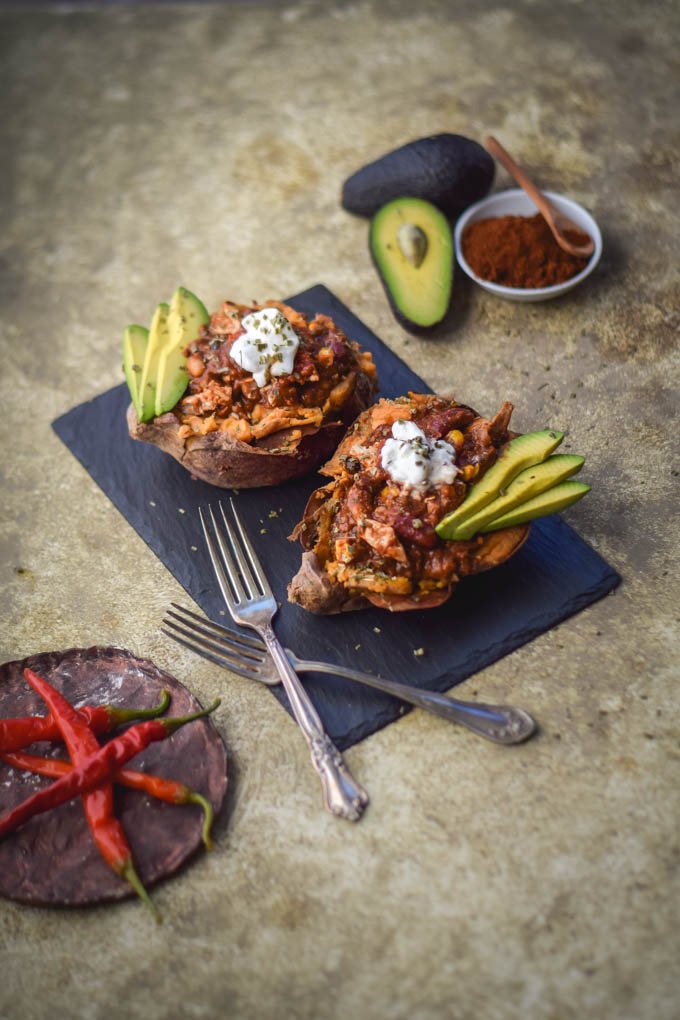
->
[1,3,678,1020]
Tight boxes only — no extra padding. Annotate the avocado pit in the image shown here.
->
[396,222,428,268]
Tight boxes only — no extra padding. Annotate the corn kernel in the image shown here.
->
[463,463,480,481]
[379,485,399,500]
[447,429,464,449]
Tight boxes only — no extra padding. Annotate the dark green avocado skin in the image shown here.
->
[342,134,495,219]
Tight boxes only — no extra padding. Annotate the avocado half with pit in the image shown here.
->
[370,197,454,333]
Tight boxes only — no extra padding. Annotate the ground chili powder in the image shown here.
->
[462,213,590,288]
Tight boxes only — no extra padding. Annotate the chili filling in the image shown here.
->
[176,300,377,448]
[296,394,515,602]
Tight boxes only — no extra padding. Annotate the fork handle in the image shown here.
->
[261,626,369,821]
[297,660,536,745]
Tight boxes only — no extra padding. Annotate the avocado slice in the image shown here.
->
[155,287,210,417]
[138,303,170,422]
[447,454,585,540]
[370,197,453,332]
[122,324,149,419]
[342,134,495,219]
[479,480,591,532]
[436,429,564,539]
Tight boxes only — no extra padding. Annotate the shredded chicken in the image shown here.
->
[176,302,376,449]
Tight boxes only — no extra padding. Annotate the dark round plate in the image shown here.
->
[0,646,227,907]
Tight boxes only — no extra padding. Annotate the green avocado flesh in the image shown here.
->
[138,303,170,422]
[122,324,149,419]
[447,454,585,540]
[370,197,453,331]
[155,287,210,417]
[479,480,591,532]
[436,429,565,539]
[123,288,210,422]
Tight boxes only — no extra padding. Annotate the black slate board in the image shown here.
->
[52,285,621,749]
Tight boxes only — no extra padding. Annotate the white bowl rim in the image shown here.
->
[454,188,603,296]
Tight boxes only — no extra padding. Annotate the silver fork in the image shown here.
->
[199,500,368,822]
[163,604,537,746]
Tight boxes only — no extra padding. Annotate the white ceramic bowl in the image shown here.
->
[454,189,602,301]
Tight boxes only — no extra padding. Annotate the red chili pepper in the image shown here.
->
[2,751,214,851]
[0,697,220,841]
[21,668,159,919]
[0,690,170,754]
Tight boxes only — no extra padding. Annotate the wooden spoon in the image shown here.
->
[485,135,595,259]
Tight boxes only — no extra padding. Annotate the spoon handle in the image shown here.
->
[484,135,557,222]
[294,655,536,745]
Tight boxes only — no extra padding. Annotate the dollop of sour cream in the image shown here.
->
[380,419,458,490]
[229,307,300,388]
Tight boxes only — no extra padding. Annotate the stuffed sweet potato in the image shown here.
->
[127,300,377,488]
[287,393,529,613]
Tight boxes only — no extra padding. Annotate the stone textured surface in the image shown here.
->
[0,3,678,1019]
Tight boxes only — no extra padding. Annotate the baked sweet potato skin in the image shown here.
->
[287,551,370,614]
[127,404,349,489]
[287,394,530,613]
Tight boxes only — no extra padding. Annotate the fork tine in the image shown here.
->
[162,616,263,671]
[216,501,263,599]
[168,603,265,653]
[199,505,234,604]
[199,505,247,606]
[210,503,252,602]
[165,606,265,663]
[161,627,266,683]
[229,498,273,599]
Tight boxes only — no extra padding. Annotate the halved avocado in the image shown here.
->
[155,287,210,416]
[436,429,564,539]
[122,324,149,419]
[479,480,591,532]
[448,454,585,540]
[370,197,453,333]
[138,303,170,422]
